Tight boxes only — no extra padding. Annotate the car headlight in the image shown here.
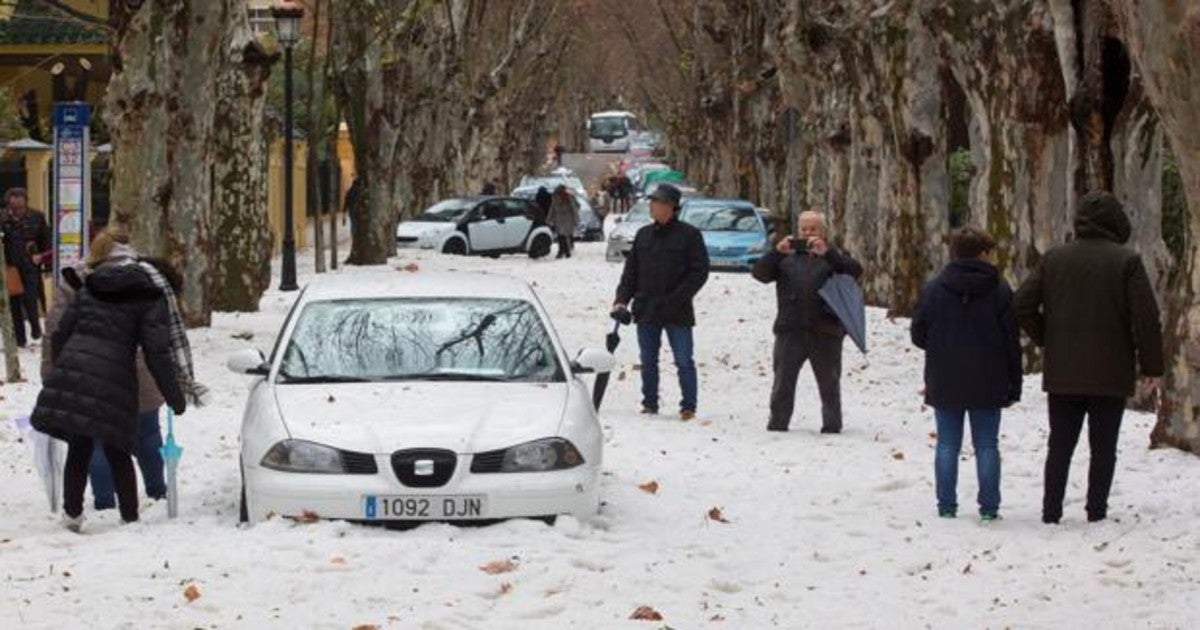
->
[474,438,585,473]
[261,439,375,474]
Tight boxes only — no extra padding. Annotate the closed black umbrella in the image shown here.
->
[592,309,631,410]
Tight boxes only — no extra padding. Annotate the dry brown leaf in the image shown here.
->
[327,395,336,403]
[962,563,972,574]
[638,480,659,494]
[330,556,346,565]
[498,582,513,595]
[891,451,906,461]
[708,507,729,523]
[617,371,627,381]
[629,605,663,621]
[352,625,380,630]
[400,262,420,272]
[183,583,201,603]
[295,510,320,523]
[480,559,518,574]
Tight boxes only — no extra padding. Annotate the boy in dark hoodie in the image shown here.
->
[912,227,1022,520]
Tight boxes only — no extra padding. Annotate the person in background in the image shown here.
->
[547,185,579,259]
[911,227,1022,521]
[2,187,51,347]
[481,178,499,196]
[1015,191,1164,525]
[752,210,862,434]
[613,183,709,420]
[534,186,552,224]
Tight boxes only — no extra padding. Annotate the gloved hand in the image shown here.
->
[610,304,632,325]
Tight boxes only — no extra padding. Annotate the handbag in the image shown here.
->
[5,265,23,297]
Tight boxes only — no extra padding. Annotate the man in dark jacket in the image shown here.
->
[2,187,51,346]
[1015,190,1164,524]
[753,210,862,433]
[534,186,552,224]
[911,227,1022,520]
[613,184,709,419]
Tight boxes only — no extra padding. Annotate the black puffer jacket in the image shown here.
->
[615,217,709,326]
[752,246,863,336]
[31,259,186,452]
[911,259,1022,409]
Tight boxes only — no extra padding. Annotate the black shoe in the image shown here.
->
[639,406,658,415]
[766,420,788,432]
[1087,511,1107,523]
[1042,514,1061,524]
[820,426,842,434]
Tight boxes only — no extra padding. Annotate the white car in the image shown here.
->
[229,271,614,525]
[396,196,555,258]
[510,185,603,242]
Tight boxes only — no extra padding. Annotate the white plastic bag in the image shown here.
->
[12,414,66,512]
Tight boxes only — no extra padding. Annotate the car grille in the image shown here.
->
[341,450,379,474]
[469,450,506,473]
[391,448,457,487]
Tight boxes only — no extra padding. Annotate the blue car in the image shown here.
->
[679,198,771,271]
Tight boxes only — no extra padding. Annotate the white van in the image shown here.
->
[587,110,639,153]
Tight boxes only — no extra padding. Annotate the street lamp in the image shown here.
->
[273,0,304,291]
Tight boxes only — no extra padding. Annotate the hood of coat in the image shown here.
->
[937,259,999,301]
[1073,193,1132,244]
[85,261,162,300]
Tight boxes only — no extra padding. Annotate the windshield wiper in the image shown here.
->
[386,372,513,382]
[278,374,375,384]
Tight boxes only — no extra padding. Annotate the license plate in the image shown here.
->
[711,257,743,267]
[363,495,487,520]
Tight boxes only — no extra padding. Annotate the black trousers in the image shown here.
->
[768,330,844,430]
[64,434,139,523]
[1043,394,1125,521]
[555,235,573,258]
[8,270,42,345]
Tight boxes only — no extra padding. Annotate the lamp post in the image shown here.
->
[273,0,304,291]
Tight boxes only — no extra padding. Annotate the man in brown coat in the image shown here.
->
[1015,191,1164,524]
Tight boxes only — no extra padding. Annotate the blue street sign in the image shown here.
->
[51,102,92,286]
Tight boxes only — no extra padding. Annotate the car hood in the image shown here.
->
[701,230,768,251]
[274,382,569,454]
[396,221,456,238]
[609,220,648,240]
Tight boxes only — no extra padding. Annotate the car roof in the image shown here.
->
[301,271,538,302]
[591,110,636,118]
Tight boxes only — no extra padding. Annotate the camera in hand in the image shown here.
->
[791,237,810,253]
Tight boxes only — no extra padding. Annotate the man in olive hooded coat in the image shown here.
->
[1015,191,1163,524]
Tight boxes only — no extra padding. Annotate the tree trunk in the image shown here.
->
[0,241,21,382]
[1109,0,1200,453]
[106,0,257,325]
[211,25,275,311]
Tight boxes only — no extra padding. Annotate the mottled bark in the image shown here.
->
[211,30,275,311]
[106,0,255,325]
[0,240,21,381]
[1110,0,1200,453]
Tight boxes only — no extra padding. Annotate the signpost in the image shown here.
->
[51,102,92,287]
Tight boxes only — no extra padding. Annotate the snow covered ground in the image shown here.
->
[2,238,1198,629]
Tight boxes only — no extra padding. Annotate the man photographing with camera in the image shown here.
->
[612,183,709,420]
[753,210,862,433]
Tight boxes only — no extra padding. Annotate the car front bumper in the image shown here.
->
[707,253,762,271]
[606,238,632,262]
[243,459,600,524]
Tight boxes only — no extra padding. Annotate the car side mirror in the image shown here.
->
[572,347,616,374]
[227,348,268,375]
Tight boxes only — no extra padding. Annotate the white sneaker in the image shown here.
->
[62,514,85,533]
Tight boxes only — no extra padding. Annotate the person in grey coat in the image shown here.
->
[547,185,579,259]
[753,210,863,434]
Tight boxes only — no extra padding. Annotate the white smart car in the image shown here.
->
[228,271,613,525]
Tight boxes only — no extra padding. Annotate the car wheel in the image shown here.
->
[442,239,467,255]
[528,233,552,259]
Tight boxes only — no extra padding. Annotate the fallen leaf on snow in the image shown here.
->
[708,507,729,523]
[638,480,659,494]
[352,625,380,630]
[330,556,346,565]
[629,605,664,621]
[480,559,518,574]
[498,582,513,595]
[617,371,626,381]
[962,563,972,574]
[183,583,201,602]
[327,395,336,403]
[295,510,321,523]
[401,262,420,272]
[891,451,906,461]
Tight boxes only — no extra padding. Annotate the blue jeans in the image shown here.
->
[636,323,697,412]
[90,410,166,509]
[934,407,1001,515]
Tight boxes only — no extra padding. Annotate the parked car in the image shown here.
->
[228,271,615,525]
[510,185,603,242]
[679,198,771,271]
[604,183,701,262]
[395,196,554,258]
[520,169,587,198]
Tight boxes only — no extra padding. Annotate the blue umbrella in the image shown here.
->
[818,274,867,354]
[160,407,183,519]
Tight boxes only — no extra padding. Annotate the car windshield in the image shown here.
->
[418,200,473,222]
[681,205,763,232]
[626,200,651,222]
[590,116,628,139]
[278,298,563,383]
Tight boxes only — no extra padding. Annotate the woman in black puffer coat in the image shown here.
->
[32,226,186,528]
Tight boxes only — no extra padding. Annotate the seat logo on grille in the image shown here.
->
[414,459,435,476]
